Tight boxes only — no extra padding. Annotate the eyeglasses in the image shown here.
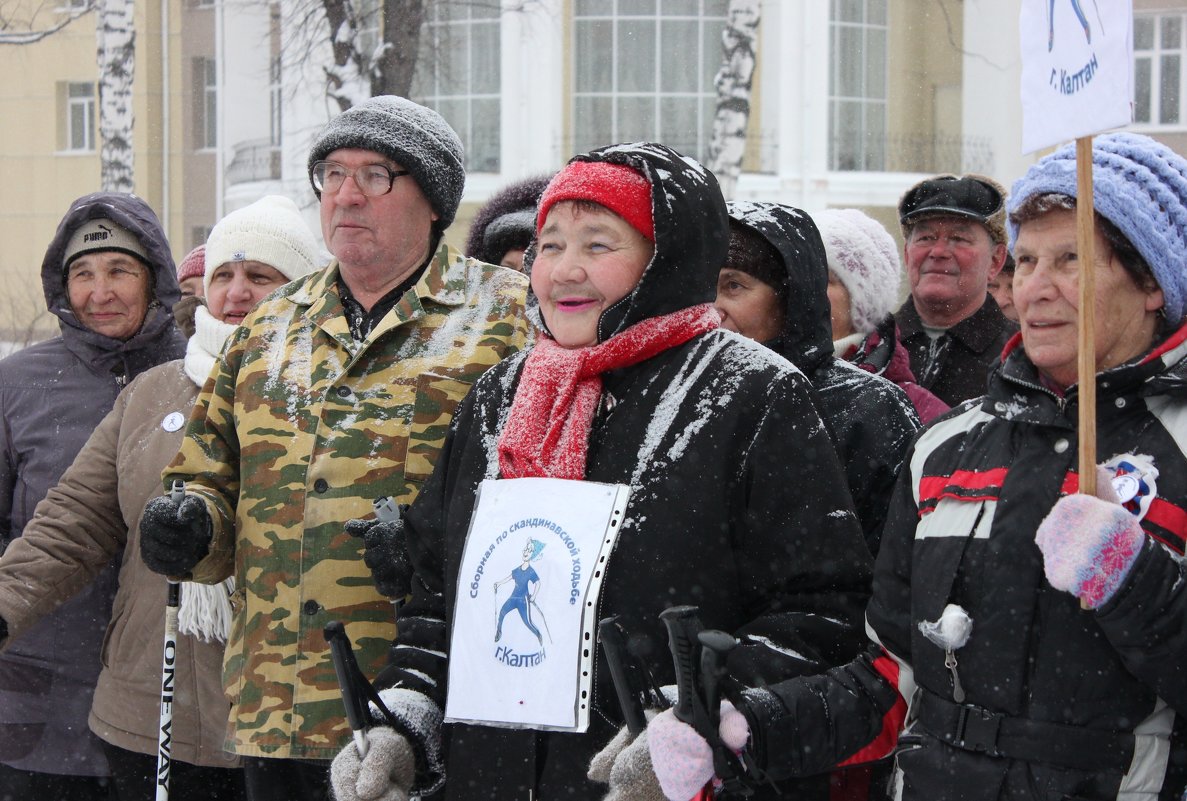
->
[310,161,411,197]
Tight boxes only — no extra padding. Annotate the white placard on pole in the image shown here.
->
[445,478,630,732]
[1020,0,1133,154]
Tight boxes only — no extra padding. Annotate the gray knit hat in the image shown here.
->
[306,96,465,229]
[1008,132,1187,325]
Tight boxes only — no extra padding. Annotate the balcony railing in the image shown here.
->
[226,138,281,185]
[734,129,996,177]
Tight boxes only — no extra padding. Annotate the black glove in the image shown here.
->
[345,513,412,599]
[140,494,213,576]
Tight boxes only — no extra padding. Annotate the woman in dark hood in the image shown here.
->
[717,201,921,556]
[0,192,185,797]
[464,174,553,270]
[331,143,872,801]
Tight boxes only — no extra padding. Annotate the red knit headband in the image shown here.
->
[536,160,655,241]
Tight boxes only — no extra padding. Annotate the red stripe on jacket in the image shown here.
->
[918,468,1008,515]
[838,653,908,767]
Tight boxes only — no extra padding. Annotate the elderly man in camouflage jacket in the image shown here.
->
[140,97,532,801]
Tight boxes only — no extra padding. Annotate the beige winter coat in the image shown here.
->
[0,361,237,768]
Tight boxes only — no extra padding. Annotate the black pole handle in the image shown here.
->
[598,616,648,735]
[659,605,708,731]
[325,621,369,736]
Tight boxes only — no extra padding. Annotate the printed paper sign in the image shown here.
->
[445,478,629,732]
[1020,0,1133,154]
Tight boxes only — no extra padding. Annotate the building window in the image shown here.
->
[1135,13,1184,127]
[412,2,501,173]
[829,0,888,171]
[60,81,95,152]
[571,0,728,163]
[193,57,217,150]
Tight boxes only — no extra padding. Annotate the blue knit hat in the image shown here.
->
[1007,132,1187,325]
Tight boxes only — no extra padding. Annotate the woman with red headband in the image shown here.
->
[331,142,873,801]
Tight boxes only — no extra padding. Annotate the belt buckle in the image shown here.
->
[954,704,1002,756]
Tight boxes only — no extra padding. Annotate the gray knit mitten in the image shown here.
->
[330,727,416,801]
[589,726,667,801]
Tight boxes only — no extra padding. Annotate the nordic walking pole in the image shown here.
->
[156,480,185,800]
[325,621,370,758]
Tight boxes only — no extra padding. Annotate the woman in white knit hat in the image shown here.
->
[187,195,324,383]
[817,208,949,424]
[0,195,322,801]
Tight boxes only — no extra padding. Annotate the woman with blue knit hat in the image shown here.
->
[599,131,1187,800]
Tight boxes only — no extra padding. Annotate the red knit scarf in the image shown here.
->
[497,304,721,480]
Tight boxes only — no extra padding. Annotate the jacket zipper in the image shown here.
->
[1000,371,1068,414]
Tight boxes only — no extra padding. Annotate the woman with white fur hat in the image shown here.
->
[817,208,949,424]
[649,131,1187,801]
[0,195,322,801]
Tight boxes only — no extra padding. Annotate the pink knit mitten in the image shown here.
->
[647,703,749,801]
[1035,471,1144,609]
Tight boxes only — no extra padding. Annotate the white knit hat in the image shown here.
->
[203,195,322,293]
[815,209,901,335]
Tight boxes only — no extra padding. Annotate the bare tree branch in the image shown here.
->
[0,280,54,353]
[0,2,93,45]
[935,0,1008,71]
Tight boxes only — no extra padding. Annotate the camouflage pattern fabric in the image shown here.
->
[163,243,531,759]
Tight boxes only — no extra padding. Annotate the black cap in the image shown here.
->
[899,175,1004,227]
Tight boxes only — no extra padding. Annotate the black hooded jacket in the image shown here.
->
[377,144,873,800]
[736,329,1187,800]
[726,201,920,555]
[0,192,185,775]
[464,175,552,265]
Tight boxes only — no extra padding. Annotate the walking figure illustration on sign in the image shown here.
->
[1048,0,1094,51]
[493,539,550,645]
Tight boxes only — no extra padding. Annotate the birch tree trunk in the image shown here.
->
[321,0,371,111]
[708,0,760,200]
[97,0,135,192]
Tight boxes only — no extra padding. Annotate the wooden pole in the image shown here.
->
[1075,136,1097,497]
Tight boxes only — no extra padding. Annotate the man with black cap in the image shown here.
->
[0,192,186,799]
[894,173,1018,405]
[138,96,532,801]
